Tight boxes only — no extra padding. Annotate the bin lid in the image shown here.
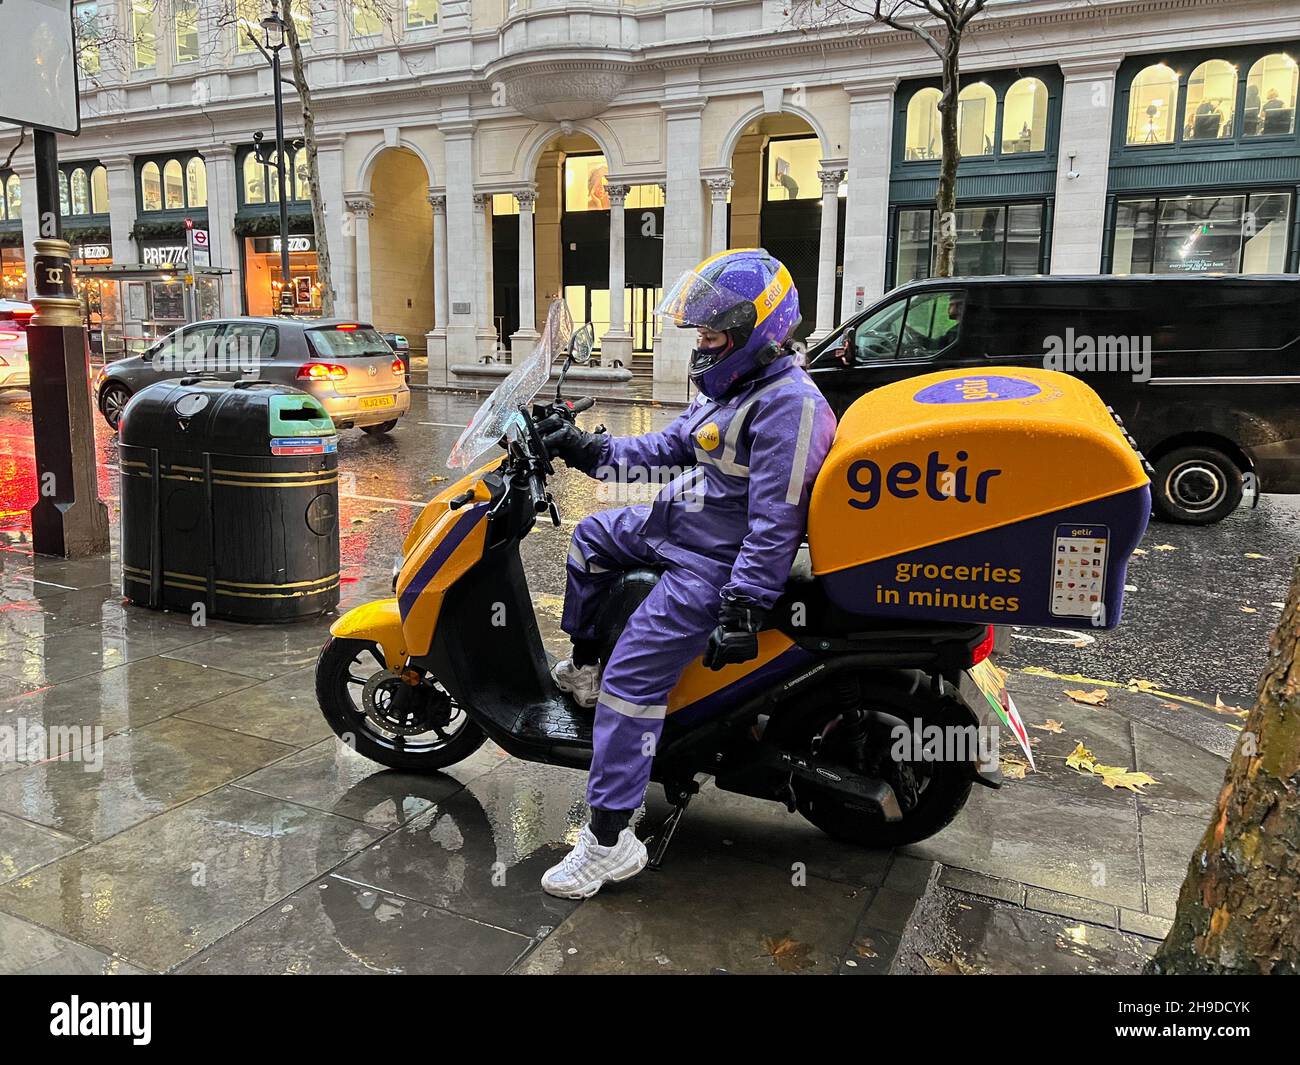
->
[119,380,337,457]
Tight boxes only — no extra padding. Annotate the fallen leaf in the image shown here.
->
[1244,553,1266,559]
[763,934,814,972]
[853,937,878,959]
[351,516,369,525]
[1097,768,1158,792]
[1065,688,1108,706]
[1000,755,1031,780]
[429,475,448,484]
[1065,742,1096,771]
[369,506,396,515]
[1131,548,1148,556]
[1241,607,1257,614]
[1031,719,1066,734]
[922,952,977,975]
[1153,543,1176,552]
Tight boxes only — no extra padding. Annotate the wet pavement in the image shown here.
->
[0,388,1292,973]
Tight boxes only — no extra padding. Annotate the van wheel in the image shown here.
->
[362,420,398,436]
[1152,446,1243,525]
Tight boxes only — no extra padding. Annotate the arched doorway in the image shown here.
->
[368,147,434,352]
[725,113,843,343]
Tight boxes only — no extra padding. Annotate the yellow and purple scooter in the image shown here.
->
[316,301,1151,862]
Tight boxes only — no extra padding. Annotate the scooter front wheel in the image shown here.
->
[315,636,485,772]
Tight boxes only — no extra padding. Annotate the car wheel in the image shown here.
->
[1152,445,1243,525]
[362,420,398,436]
[99,383,131,430]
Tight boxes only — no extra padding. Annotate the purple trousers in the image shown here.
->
[561,506,730,812]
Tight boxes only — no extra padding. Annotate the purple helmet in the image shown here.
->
[656,249,801,399]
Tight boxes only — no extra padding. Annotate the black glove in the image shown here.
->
[537,413,606,473]
[702,594,766,671]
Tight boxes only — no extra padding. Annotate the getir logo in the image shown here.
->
[847,450,1002,510]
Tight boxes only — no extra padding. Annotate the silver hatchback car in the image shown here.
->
[95,317,411,432]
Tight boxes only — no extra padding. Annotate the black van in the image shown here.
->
[806,274,1300,525]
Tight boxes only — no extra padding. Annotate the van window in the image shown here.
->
[900,291,963,359]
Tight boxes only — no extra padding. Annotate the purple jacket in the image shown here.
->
[594,355,837,608]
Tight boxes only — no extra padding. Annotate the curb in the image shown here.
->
[840,855,942,975]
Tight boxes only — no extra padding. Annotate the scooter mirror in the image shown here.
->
[568,323,595,365]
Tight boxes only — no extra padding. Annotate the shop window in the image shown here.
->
[1112,191,1292,274]
[895,203,1045,285]
[294,148,310,201]
[4,175,20,218]
[186,158,207,208]
[58,171,71,217]
[905,87,942,161]
[141,162,163,211]
[70,169,90,215]
[290,0,311,38]
[243,153,265,204]
[564,154,609,213]
[163,160,184,210]
[132,0,156,69]
[1127,64,1179,145]
[1183,60,1237,140]
[766,137,823,201]
[175,0,199,63]
[1002,78,1048,154]
[1244,53,1298,137]
[75,2,101,76]
[406,0,438,28]
[90,166,108,214]
[957,83,997,157]
[626,184,665,210]
[492,194,519,216]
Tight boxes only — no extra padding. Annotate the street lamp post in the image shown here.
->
[261,12,293,315]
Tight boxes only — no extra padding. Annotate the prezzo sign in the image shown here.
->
[141,244,189,267]
[75,244,112,261]
[250,235,315,254]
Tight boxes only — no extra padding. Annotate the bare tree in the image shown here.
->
[1148,557,1300,974]
[792,0,988,277]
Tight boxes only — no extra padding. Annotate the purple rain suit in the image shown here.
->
[560,354,838,812]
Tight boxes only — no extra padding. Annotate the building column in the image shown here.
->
[200,144,241,316]
[602,183,633,368]
[658,100,707,402]
[811,162,847,342]
[707,174,732,254]
[425,190,449,385]
[1051,56,1123,273]
[316,138,354,318]
[841,79,896,320]
[344,192,375,323]
[441,121,479,368]
[510,187,539,361]
[100,153,138,269]
[472,192,497,358]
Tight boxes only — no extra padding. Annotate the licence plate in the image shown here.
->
[360,394,395,410]
[968,658,1035,769]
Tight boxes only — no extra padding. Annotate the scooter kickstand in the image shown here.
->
[647,787,694,871]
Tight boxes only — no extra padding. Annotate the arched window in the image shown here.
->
[90,166,108,213]
[58,170,71,216]
[1127,64,1179,145]
[186,157,207,208]
[5,175,20,216]
[162,159,184,209]
[266,152,286,203]
[141,161,162,211]
[904,87,942,160]
[1245,52,1298,137]
[957,82,996,157]
[294,148,310,200]
[1002,77,1049,153]
[1184,60,1237,140]
[243,153,265,204]
[70,168,90,215]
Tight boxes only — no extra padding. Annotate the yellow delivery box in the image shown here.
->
[807,368,1151,630]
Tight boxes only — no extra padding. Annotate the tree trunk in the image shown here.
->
[933,32,961,278]
[1148,557,1300,974]
[279,0,334,317]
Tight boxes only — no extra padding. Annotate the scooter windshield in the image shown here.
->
[447,300,575,469]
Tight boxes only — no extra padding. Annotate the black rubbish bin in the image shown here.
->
[119,379,341,622]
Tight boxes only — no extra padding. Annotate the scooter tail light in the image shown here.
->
[970,625,996,665]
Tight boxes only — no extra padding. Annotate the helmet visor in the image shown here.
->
[655,268,757,333]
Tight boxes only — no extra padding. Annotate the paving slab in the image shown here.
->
[0,811,83,884]
[176,666,336,748]
[161,620,334,680]
[0,786,383,972]
[0,909,149,975]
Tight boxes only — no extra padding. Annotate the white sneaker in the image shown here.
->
[552,658,601,709]
[541,825,648,899]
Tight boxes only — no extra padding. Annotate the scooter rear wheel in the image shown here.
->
[316,636,485,772]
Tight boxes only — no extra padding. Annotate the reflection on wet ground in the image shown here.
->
[0,390,1287,972]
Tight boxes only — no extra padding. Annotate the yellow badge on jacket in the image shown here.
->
[695,422,721,451]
